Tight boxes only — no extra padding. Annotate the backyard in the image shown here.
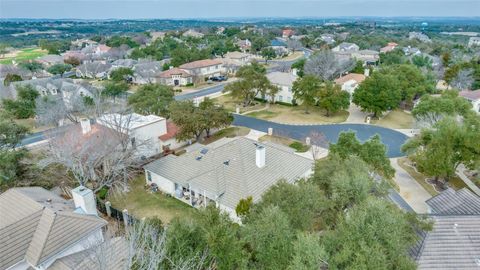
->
[202,126,250,145]
[259,134,310,152]
[372,110,415,129]
[246,104,349,124]
[0,47,48,64]
[109,175,196,223]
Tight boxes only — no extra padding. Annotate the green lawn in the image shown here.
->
[202,126,250,145]
[246,104,349,124]
[372,110,414,129]
[109,175,196,223]
[211,94,266,113]
[0,48,48,64]
[259,135,310,153]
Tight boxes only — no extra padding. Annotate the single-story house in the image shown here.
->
[270,39,289,56]
[132,61,163,84]
[459,89,480,114]
[182,29,204,38]
[468,37,480,47]
[334,73,367,95]
[144,137,313,221]
[263,71,298,104]
[37,54,65,66]
[403,46,422,56]
[0,186,107,270]
[76,61,112,79]
[380,42,399,53]
[156,67,193,86]
[332,42,360,52]
[97,113,185,157]
[111,59,138,69]
[319,34,335,45]
[179,59,224,80]
[412,188,480,269]
[236,39,251,52]
[351,50,380,65]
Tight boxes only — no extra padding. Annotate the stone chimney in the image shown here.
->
[80,118,91,134]
[72,186,98,216]
[256,145,266,168]
[364,68,370,77]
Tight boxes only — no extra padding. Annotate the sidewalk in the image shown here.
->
[390,158,431,213]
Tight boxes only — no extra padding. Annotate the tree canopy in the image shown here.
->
[127,84,174,117]
[2,84,39,119]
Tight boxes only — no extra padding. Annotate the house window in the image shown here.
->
[147,171,152,182]
[278,95,283,102]
[287,97,291,103]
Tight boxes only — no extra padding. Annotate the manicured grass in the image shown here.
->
[202,126,250,145]
[246,104,349,124]
[0,48,48,64]
[109,175,196,223]
[211,94,266,113]
[372,110,414,129]
[397,157,468,195]
[259,135,310,153]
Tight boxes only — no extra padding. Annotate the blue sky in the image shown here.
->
[1,0,479,19]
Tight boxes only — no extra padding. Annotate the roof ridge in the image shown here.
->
[26,209,57,266]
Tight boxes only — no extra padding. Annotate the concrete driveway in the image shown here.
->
[390,158,431,213]
[346,104,367,124]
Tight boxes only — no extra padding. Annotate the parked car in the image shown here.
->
[209,75,228,82]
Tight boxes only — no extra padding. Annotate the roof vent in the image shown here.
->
[223,160,230,166]
[200,148,209,155]
[196,156,203,161]
[46,198,52,203]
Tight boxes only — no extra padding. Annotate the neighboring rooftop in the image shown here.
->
[97,113,165,131]
[0,187,106,269]
[426,188,480,215]
[459,89,480,101]
[158,67,192,78]
[334,73,366,85]
[144,137,313,210]
[179,59,222,69]
[267,71,297,87]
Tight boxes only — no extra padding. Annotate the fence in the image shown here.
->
[97,199,137,226]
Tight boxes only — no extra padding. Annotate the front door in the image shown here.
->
[174,79,180,86]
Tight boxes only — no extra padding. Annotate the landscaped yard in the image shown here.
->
[259,135,310,153]
[202,126,250,145]
[212,93,267,113]
[246,104,349,124]
[372,110,414,129]
[398,157,468,196]
[109,175,196,223]
[0,47,48,64]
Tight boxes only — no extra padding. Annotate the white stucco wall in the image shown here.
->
[146,169,176,194]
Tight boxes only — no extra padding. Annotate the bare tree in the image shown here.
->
[451,68,474,90]
[286,39,303,53]
[80,221,211,270]
[43,111,149,192]
[304,50,355,81]
[307,131,328,160]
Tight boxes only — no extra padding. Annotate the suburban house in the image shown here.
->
[236,39,252,52]
[179,59,224,80]
[97,113,184,157]
[332,42,360,52]
[264,71,297,104]
[37,55,65,67]
[222,51,254,74]
[76,61,112,79]
[144,137,313,221]
[111,59,138,69]
[351,50,380,65]
[0,186,107,270]
[319,34,335,45]
[150,31,166,42]
[131,61,164,84]
[412,188,480,269]
[409,32,431,43]
[334,73,367,95]
[380,42,399,53]
[403,46,422,56]
[62,50,87,63]
[282,29,294,38]
[182,29,204,38]
[270,39,289,56]
[459,89,480,114]
[468,37,480,47]
[94,44,111,55]
[156,67,193,86]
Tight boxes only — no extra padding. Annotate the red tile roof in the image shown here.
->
[283,29,294,36]
[334,73,366,85]
[179,59,222,69]
[159,121,179,141]
[158,68,192,78]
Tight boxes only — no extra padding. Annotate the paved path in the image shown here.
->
[390,158,431,213]
[346,104,367,123]
[232,114,409,158]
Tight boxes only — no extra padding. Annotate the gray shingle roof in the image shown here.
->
[426,188,480,215]
[416,215,480,269]
[0,187,107,269]
[144,137,313,209]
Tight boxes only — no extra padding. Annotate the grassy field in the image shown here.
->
[109,175,196,223]
[202,126,250,145]
[259,135,310,153]
[246,104,349,124]
[0,48,48,64]
[398,157,467,195]
[372,110,414,129]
